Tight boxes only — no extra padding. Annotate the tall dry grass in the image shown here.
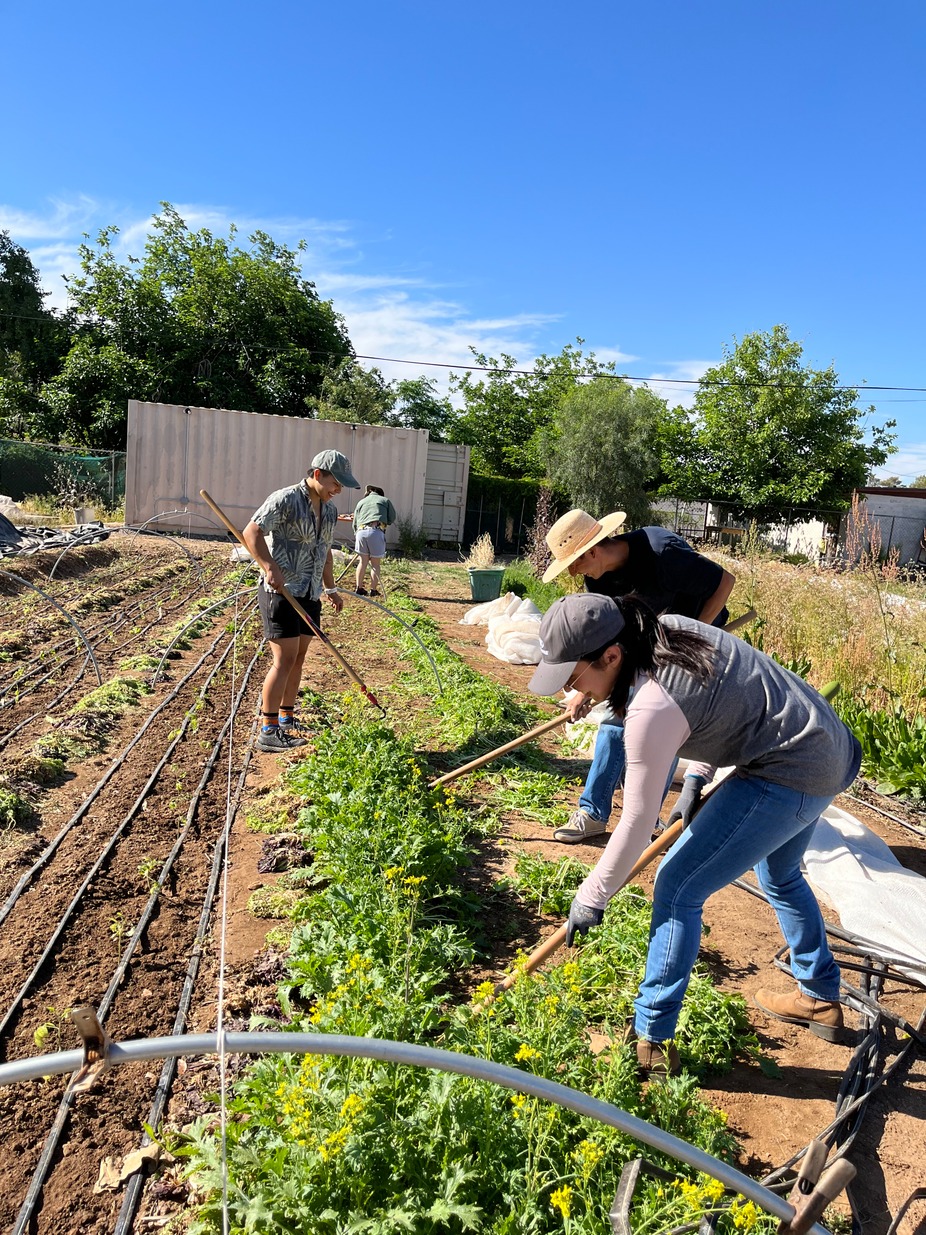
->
[707,517,926,716]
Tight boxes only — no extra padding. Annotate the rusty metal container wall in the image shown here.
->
[125,401,430,545]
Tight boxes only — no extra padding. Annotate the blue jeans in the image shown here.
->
[633,775,840,1043]
[579,721,676,821]
[579,720,626,821]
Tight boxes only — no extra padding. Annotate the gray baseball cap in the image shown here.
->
[528,593,625,696]
[310,449,360,488]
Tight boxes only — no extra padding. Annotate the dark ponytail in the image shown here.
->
[599,594,716,715]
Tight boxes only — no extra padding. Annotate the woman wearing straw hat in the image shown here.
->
[529,591,860,1073]
[543,509,735,843]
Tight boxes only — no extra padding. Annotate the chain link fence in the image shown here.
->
[0,439,127,510]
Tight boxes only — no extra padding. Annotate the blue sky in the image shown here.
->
[3,0,924,481]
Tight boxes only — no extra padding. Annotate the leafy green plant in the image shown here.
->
[396,515,429,557]
[0,787,32,829]
[509,850,591,916]
[836,691,926,800]
[33,1004,71,1052]
[501,557,569,612]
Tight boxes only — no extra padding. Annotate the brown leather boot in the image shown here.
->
[635,1037,681,1077]
[754,987,844,1042]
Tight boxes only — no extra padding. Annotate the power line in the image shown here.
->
[1,305,924,393]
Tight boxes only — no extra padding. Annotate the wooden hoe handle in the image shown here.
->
[429,713,569,789]
[199,489,386,715]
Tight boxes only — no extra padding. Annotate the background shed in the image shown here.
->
[124,401,469,546]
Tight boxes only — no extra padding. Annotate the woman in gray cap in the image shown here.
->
[243,449,360,752]
[529,591,860,1075]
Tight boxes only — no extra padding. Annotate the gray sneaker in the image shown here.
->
[553,808,608,844]
[257,727,307,753]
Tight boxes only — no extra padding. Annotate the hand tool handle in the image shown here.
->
[429,712,570,788]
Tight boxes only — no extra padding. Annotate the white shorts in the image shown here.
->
[355,526,386,557]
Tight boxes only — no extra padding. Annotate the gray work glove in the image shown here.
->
[667,775,707,828]
[566,896,605,947]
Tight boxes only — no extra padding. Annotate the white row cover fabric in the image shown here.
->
[459,592,544,664]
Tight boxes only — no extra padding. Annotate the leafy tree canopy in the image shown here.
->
[310,359,395,425]
[389,375,457,440]
[659,325,896,523]
[39,204,353,447]
[0,232,71,436]
[448,341,613,477]
[543,377,665,527]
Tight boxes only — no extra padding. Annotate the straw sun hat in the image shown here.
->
[542,508,627,582]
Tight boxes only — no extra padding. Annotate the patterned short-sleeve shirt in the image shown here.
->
[251,482,337,598]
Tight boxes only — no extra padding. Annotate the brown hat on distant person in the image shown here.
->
[542,508,627,582]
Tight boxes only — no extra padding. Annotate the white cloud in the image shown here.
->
[871,444,926,485]
[637,359,716,408]
[0,194,103,240]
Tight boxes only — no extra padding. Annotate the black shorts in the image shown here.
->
[257,589,321,641]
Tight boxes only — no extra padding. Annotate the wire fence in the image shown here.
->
[0,438,127,510]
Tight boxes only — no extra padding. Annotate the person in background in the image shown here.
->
[542,509,735,843]
[348,484,396,596]
[243,449,359,752]
[529,592,861,1074]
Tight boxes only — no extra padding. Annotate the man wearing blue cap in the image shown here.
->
[243,449,360,752]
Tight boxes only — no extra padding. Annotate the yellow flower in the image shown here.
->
[384,865,402,881]
[550,1185,572,1219]
[573,1139,603,1178]
[514,1043,540,1063]
[403,874,426,886]
[509,1092,527,1118]
[340,1093,364,1119]
[473,980,495,1003]
[703,1177,725,1203]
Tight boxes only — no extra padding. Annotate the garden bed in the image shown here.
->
[0,542,922,1233]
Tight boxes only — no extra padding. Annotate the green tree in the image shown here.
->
[659,325,895,523]
[310,358,396,425]
[389,375,457,440]
[875,475,903,487]
[40,204,352,447]
[0,232,70,436]
[449,341,613,477]
[543,377,664,526]
[913,475,926,489]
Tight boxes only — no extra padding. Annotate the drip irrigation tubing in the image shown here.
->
[10,646,263,1235]
[0,570,210,715]
[0,619,250,931]
[0,1032,831,1235]
[0,586,232,756]
[0,571,102,686]
[151,585,259,683]
[114,712,260,1235]
[114,524,203,577]
[0,606,258,1044]
[843,790,926,840]
[729,876,926,1207]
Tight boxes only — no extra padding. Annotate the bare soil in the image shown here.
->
[0,543,923,1234]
